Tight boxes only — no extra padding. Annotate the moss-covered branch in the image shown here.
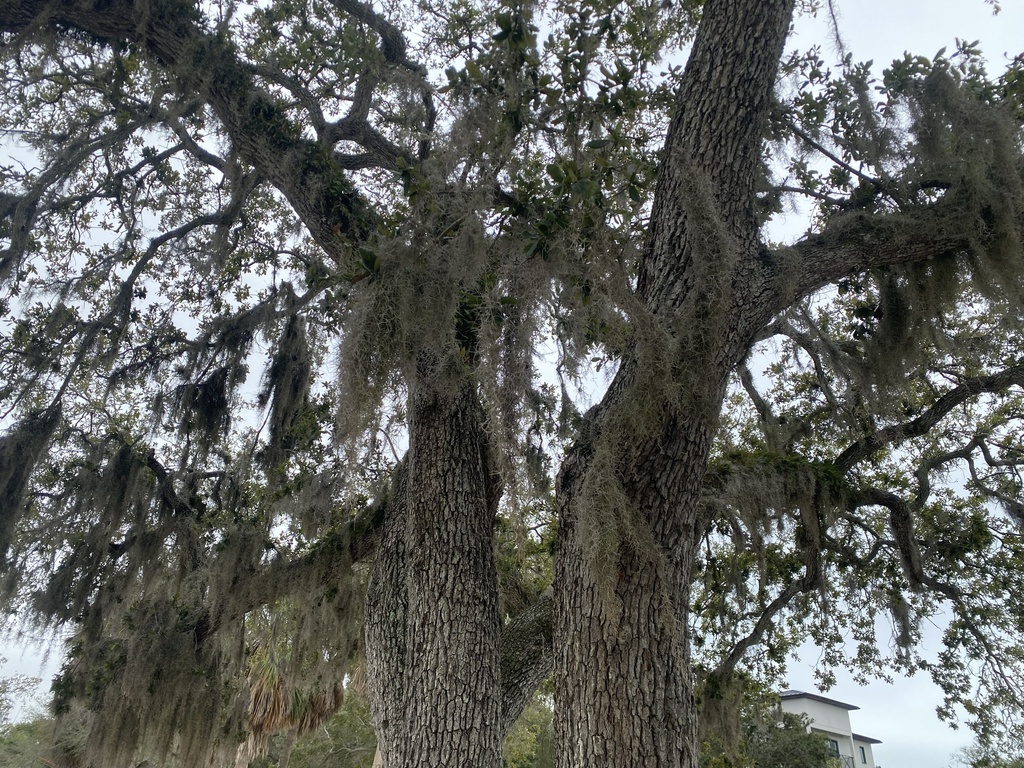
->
[773,188,1021,320]
[192,484,390,643]
[1,0,377,256]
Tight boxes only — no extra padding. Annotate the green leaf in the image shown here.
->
[359,248,379,273]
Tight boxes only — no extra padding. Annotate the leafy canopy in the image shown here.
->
[0,0,1023,764]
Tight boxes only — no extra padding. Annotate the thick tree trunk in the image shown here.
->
[554,519,698,767]
[363,459,409,765]
[553,1,796,766]
[552,384,716,768]
[364,376,503,768]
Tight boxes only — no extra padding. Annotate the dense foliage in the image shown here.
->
[0,718,53,768]
[700,708,835,768]
[1,0,1023,765]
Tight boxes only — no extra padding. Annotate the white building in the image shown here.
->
[780,690,882,768]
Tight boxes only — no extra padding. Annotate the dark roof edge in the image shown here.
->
[852,733,883,745]
[780,689,859,711]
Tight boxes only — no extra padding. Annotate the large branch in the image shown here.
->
[834,365,1024,473]
[639,0,796,316]
[776,203,995,310]
[95,438,392,643]
[158,453,402,645]
[1,0,377,257]
[191,490,389,642]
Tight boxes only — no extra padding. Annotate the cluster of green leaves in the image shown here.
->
[699,694,835,768]
[769,32,1024,230]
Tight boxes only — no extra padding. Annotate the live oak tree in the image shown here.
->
[1,0,1024,766]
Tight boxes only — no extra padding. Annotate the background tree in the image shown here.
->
[0,659,39,735]
[1,1,1023,767]
[699,707,833,768]
[0,717,54,768]
[502,689,556,768]
[952,738,1024,768]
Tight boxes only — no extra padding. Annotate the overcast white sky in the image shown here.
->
[4,0,1024,764]
[782,3,1024,768]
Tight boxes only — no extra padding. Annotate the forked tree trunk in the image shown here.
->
[364,375,503,768]
[377,1,796,764]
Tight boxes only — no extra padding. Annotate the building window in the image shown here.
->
[827,739,840,758]
[860,746,867,764]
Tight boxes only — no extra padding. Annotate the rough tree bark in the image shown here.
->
[553,2,796,766]
[364,373,503,768]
